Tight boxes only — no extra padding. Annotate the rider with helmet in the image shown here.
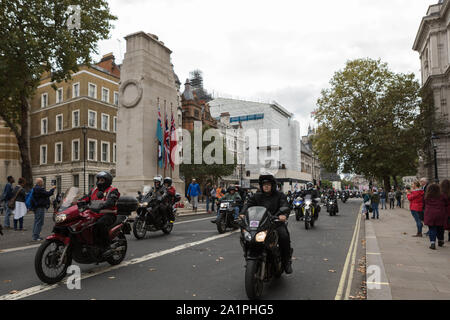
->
[240,173,293,274]
[163,177,176,221]
[79,171,120,251]
[211,186,242,223]
[300,182,321,216]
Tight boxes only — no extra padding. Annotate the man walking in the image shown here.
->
[187,179,201,213]
[388,188,395,209]
[379,188,387,210]
[31,178,56,241]
[371,189,380,219]
[205,182,213,214]
[2,176,15,229]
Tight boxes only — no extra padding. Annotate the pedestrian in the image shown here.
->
[210,184,217,213]
[423,183,447,250]
[31,178,56,241]
[379,188,387,210]
[395,188,402,208]
[388,188,395,209]
[12,178,27,231]
[363,190,371,220]
[407,181,424,237]
[2,176,15,229]
[186,179,201,213]
[440,179,450,242]
[420,177,430,235]
[371,189,380,219]
[205,182,212,214]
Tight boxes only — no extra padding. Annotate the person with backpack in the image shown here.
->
[2,176,15,229]
[31,178,56,241]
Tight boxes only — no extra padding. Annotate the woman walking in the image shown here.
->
[424,183,447,250]
[440,179,450,242]
[12,178,27,231]
[407,181,424,237]
[388,189,395,209]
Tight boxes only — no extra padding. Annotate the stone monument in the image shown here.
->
[115,31,184,195]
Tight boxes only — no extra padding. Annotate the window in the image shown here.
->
[88,83,97,99]
[102,87,109,103]
[40,145,47,164]
[41,118,48,135]
[56,88,63,103]
[113,117,117,132]
[88,139,97,161]
[72,83,80,98]
[56,176,62,194]
[113,143,117,163]
[41,93,48,108]
[88,174,96,191]
[55,142,63,163]
[114,92,119,106]
[101,113,110,131]
[73,174,79,188]
[101,141,110,162]
[88,110,97,128]
[72,110,80,128]
[56,114,63,132]
[72,139,80,161]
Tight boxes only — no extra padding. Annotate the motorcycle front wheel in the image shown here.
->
[245,260,264,300]
[133,216,147,239]
[216,214,227,234]
[162,221,174,234]
[35,239,72,284]
[304,211,310,230]
[106,233,127,266]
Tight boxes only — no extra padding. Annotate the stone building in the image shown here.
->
[413,0,450,181]
[0,120,21,189]
[301,126,321,185]
[181,80,217,131]
[30,53,120,194]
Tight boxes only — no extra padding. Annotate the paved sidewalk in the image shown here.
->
[367,206,450,300]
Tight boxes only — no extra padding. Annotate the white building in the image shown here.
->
[209,98,307,191]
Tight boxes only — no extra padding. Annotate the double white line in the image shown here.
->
[335,206,362,300]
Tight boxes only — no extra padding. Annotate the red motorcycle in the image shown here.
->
[34,187,137,284]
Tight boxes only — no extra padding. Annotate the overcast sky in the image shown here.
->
[95,0,433,136]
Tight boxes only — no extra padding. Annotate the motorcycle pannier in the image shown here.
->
[117,196,138,215]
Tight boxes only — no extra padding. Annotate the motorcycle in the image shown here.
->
[341,193,348,203]
[293,197,304,221]
[133,189,181,239]
[301,195,319,230]
[34,187,136,284]
[328,197,338,216]
[239,206,290,300]
[216,199,240,234]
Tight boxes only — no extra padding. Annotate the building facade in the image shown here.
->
[30,53,120,194]
[181,80,217,131]
[0,119,21,190]
[413,0,450,181]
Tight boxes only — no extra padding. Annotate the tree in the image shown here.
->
[180,125,237,187]
[0,0,116,185]
[313,58,423,193]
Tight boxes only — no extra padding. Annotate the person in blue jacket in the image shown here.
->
[187,179,201,213]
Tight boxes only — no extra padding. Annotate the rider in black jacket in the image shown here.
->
[241,173,293,274]
[300,182,321,217]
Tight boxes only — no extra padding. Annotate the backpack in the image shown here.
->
[25,188,35,210]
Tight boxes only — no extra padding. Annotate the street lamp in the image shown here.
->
[82,126,87,195]
[431,133,440,183]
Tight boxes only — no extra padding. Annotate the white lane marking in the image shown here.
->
[0,216,212,255]
[0,230,239,300]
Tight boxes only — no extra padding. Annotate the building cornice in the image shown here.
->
[31,96,119,115]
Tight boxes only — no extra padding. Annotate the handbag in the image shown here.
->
[7,187,22,210]
[369,206,373,213]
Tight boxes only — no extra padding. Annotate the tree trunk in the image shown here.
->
[18,95,33,188]
[393,176,398,190]
[383,176,391,193]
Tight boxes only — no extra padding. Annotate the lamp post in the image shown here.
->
[431,133,440,183]
[82,126,87,195]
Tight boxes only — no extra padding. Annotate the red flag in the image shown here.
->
[170,111,177,170]
[164,111,170,169]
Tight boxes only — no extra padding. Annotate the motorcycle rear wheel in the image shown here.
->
[133,217,147,239]
[35,239,72,284]
[245,260,264,300]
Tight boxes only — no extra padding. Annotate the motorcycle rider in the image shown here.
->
[79,171,120,254]
[163,177,176,221]
[147,175,172,225]
[300,182,321,219]
[328,188,339,213]
[240,173,293,274]
[211,186,242,223]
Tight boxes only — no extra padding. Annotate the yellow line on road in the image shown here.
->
[335,204,362,300]
[344,212,361,300]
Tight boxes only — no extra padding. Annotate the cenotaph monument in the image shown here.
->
[115,31,184,195]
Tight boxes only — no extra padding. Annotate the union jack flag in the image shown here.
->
[164,110,170,169]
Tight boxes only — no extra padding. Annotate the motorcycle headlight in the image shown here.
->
[139,202,148,207]
[242,230,252,242]
[255,231,267,243]
[55,214,67,223]
[329,201,334,205]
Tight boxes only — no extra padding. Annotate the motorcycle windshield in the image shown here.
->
[59,187,82,211]
[247,206,267,230]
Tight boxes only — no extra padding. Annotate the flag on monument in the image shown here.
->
[169,111,177,170]
[157,105,164,168]
[164,111,170,169]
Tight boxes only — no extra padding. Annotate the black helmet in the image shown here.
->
[227,186,236,193]
[163,177,172,187]
[258,173,277,192]
[306,182,314,190]
[96,171,113,191]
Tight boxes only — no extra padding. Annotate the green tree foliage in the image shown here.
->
[313,58,423,192]
[0,0,116,184]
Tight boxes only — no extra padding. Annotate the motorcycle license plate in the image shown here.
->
[250,221,259,228]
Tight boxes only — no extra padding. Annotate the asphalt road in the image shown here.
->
[0,199,364,300]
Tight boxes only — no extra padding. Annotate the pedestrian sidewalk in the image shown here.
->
[366,206,450,300]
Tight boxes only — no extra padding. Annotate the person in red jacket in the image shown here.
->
[440,179,450,242]
[163,177,176,221]
[424,183,448,250]
[407,181,424,237]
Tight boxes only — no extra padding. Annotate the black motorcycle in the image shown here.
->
[327,197,339,216]
[216,199,240,234]
[239,206,289,300]
[341,192,348,203]
[133,190,181,239]
[301,195,320,229]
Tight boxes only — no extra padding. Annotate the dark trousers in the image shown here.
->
[396,198,401,208]
[95,213,116,247]
[13,217,23,230]
[276,224,292,262]
[429,226,445,243]
[389,199,395,209]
